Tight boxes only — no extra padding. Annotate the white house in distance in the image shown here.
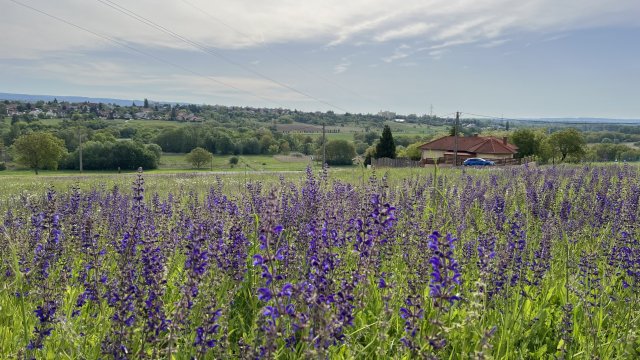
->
[419,135,518,164]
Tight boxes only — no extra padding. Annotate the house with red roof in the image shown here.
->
[419,135,518,164]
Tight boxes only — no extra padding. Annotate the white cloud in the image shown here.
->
[478,39,510,48]
[382,44,412,63]
[428,49,448,60]
[3,0,639,59]
[374,23,434,42]
[334,60,352,74]
[1,58,309,104]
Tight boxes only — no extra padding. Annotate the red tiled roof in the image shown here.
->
[419,136,518,154]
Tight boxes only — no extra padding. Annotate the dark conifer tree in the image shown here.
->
[375,125,396,159]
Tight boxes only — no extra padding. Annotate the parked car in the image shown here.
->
[463,158,495,166]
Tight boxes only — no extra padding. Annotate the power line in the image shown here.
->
[6,0,289,108]
[178,0,372,104]
[94,0,351,112]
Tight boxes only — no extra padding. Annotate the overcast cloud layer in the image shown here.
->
[2,0,640,117]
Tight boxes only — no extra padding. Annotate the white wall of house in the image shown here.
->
[421,149,445,160]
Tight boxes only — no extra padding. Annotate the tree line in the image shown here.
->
[510,128,640,163]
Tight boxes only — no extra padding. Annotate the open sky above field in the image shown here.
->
[2,0,639,119]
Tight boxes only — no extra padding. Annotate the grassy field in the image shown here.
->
[158,153,317,172]
[276,120,449,143]
[2,164,640,359]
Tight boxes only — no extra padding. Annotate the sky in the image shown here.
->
[2,0,640,119]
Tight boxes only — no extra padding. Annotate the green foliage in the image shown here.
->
[240,138,261,155]
[145,143,163,160]
[549,128,586,162]
[511,128,541,158]
[154,127,201,153]
[91,130,117,143]
[229,156,239,165]
[12,132,67,174]
[61,141,158,170]
[186,147,213,169]
[354,131,380,145]
[322,139,356,165]
[375,125,396,159]
[398,142,423,160]
[2,166,640,358]
[449,124,458,136]
[587,143,640,162]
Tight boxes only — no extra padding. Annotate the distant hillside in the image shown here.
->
[0,92,142,106]
[524,117,640,124]
[1,92,638,124]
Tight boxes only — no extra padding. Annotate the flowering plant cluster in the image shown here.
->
[0,164,639,359]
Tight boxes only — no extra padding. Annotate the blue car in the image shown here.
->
[463,158,495,166]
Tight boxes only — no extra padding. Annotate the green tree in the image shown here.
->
[216,134,236,155]
[322,139,356,165]
[510,128,540,158]
[186,147,213,169]
[143,98,149,108]
[170,106,177,121]
[13,132,67,174]
[145,143,163,161]
[375,125,396,159]
[241,138,261,155]
[0,139,6,165]
[400,142,423,160]
[61,141,158,170]
[449,124,459,137]
[549,128,586,162]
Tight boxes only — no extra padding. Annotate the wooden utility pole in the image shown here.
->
[454,111,459,166]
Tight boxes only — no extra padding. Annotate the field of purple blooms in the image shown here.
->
[1,165,640,359]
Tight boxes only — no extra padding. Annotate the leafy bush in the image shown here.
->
[61,140,158,170]
[186,147,213,169]
[320,139,356,165]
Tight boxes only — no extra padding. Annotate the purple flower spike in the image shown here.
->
[258,287,272,302]
[253,254,264,266]
[279,283,293,297]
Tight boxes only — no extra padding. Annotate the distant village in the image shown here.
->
[4,99,204,122]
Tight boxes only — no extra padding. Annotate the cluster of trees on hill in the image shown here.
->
[61,141,161,170]
[3,99,640,172]
[152,125,317,155]
[511,128,587,163]
[510,127,640,163]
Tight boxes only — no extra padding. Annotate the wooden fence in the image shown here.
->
[371,158,421,168]
[374,156,534,167]
[440,156,534,166]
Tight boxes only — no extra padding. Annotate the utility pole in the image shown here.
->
[454,111,459,166]
[322,123,326,166]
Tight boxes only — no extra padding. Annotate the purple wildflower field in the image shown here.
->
[1,165,640,359]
